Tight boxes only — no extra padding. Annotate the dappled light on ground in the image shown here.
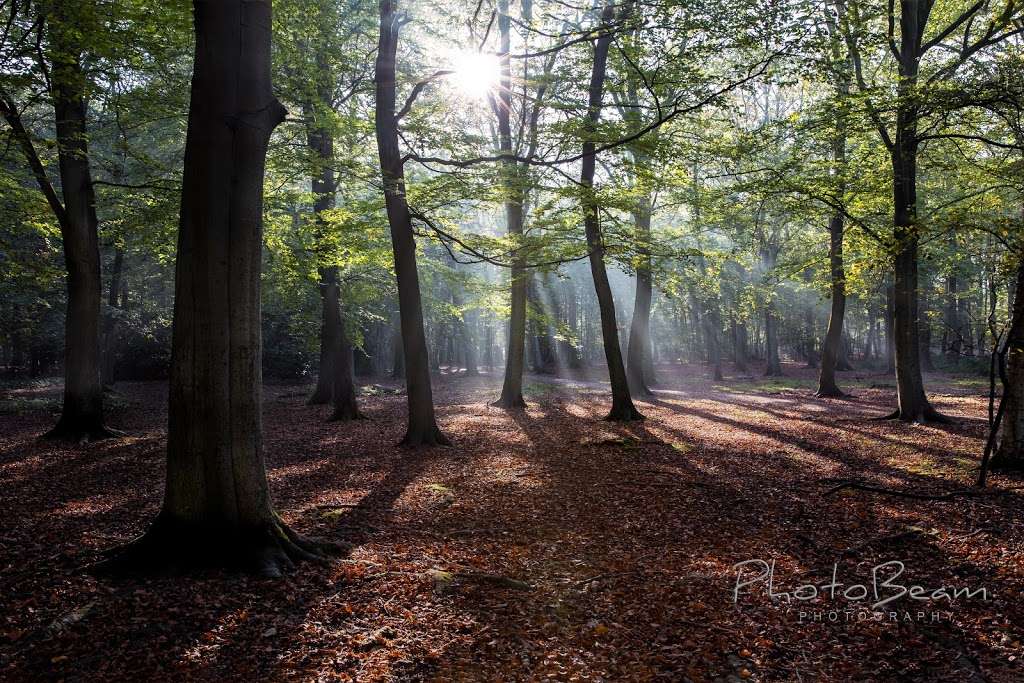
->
[1,364,1022,680]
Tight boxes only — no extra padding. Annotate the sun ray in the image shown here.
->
[448,50,501,100]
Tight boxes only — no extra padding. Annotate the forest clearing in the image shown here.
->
[2,366,1022,680]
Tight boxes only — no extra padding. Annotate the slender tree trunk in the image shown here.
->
[375,0,448,445]
[307,91,341,405]
[390,313,404,379]
[817,0,849,395]
[704,304,724,381]
[493,0,527,408]
[817,210,846,395]
[946,268,962,362]
[35,2,110,440]
[330,311,364,421]
[626,196,654,395]
[920,284,935,371]
[101,0,334,575]
[310,267,340,405]
[764,303,783,376]
[883,1,946,422]
[452,288,478,376]
[101,247,124,387]
[581,1,642,421]
[885,281,896,374]
[837,333,854,370]
[732,318,748,372]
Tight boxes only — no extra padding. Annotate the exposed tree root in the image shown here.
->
[814,386,844,399]
[872,405,955,424]
[400,423,451,447]
[42,421,122,443]
[605,405,645,422]
[91,512,346,578]
[329,404,366,422]
[491,394,527,410]
[821,479,985,502]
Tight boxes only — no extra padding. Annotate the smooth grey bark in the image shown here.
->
[375,0,448,445]
[101,0,334,575]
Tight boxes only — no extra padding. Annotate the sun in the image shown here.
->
[448,50,501,100]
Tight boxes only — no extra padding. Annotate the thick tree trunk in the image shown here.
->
[888,43,945,420]
[626,197,654,395]
[581,1,642,421]
[375,0,448,445]
[40,3,110,440]
[100,0,334,576]
[993,257,1024,467]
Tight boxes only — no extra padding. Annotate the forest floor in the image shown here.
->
[1,362,1023,682]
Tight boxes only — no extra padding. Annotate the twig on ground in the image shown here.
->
[821,479,987,501]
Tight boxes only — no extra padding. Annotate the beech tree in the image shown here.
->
[374,0,449,446]
[579,1,642,421]
[844,0,1024,422]
[103,0,334,575]
[815,0,853,398]
[0,0,112,440]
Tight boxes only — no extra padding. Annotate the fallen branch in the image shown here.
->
[821,480,986,501]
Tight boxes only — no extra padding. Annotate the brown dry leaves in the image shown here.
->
[1,365,1022,681]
